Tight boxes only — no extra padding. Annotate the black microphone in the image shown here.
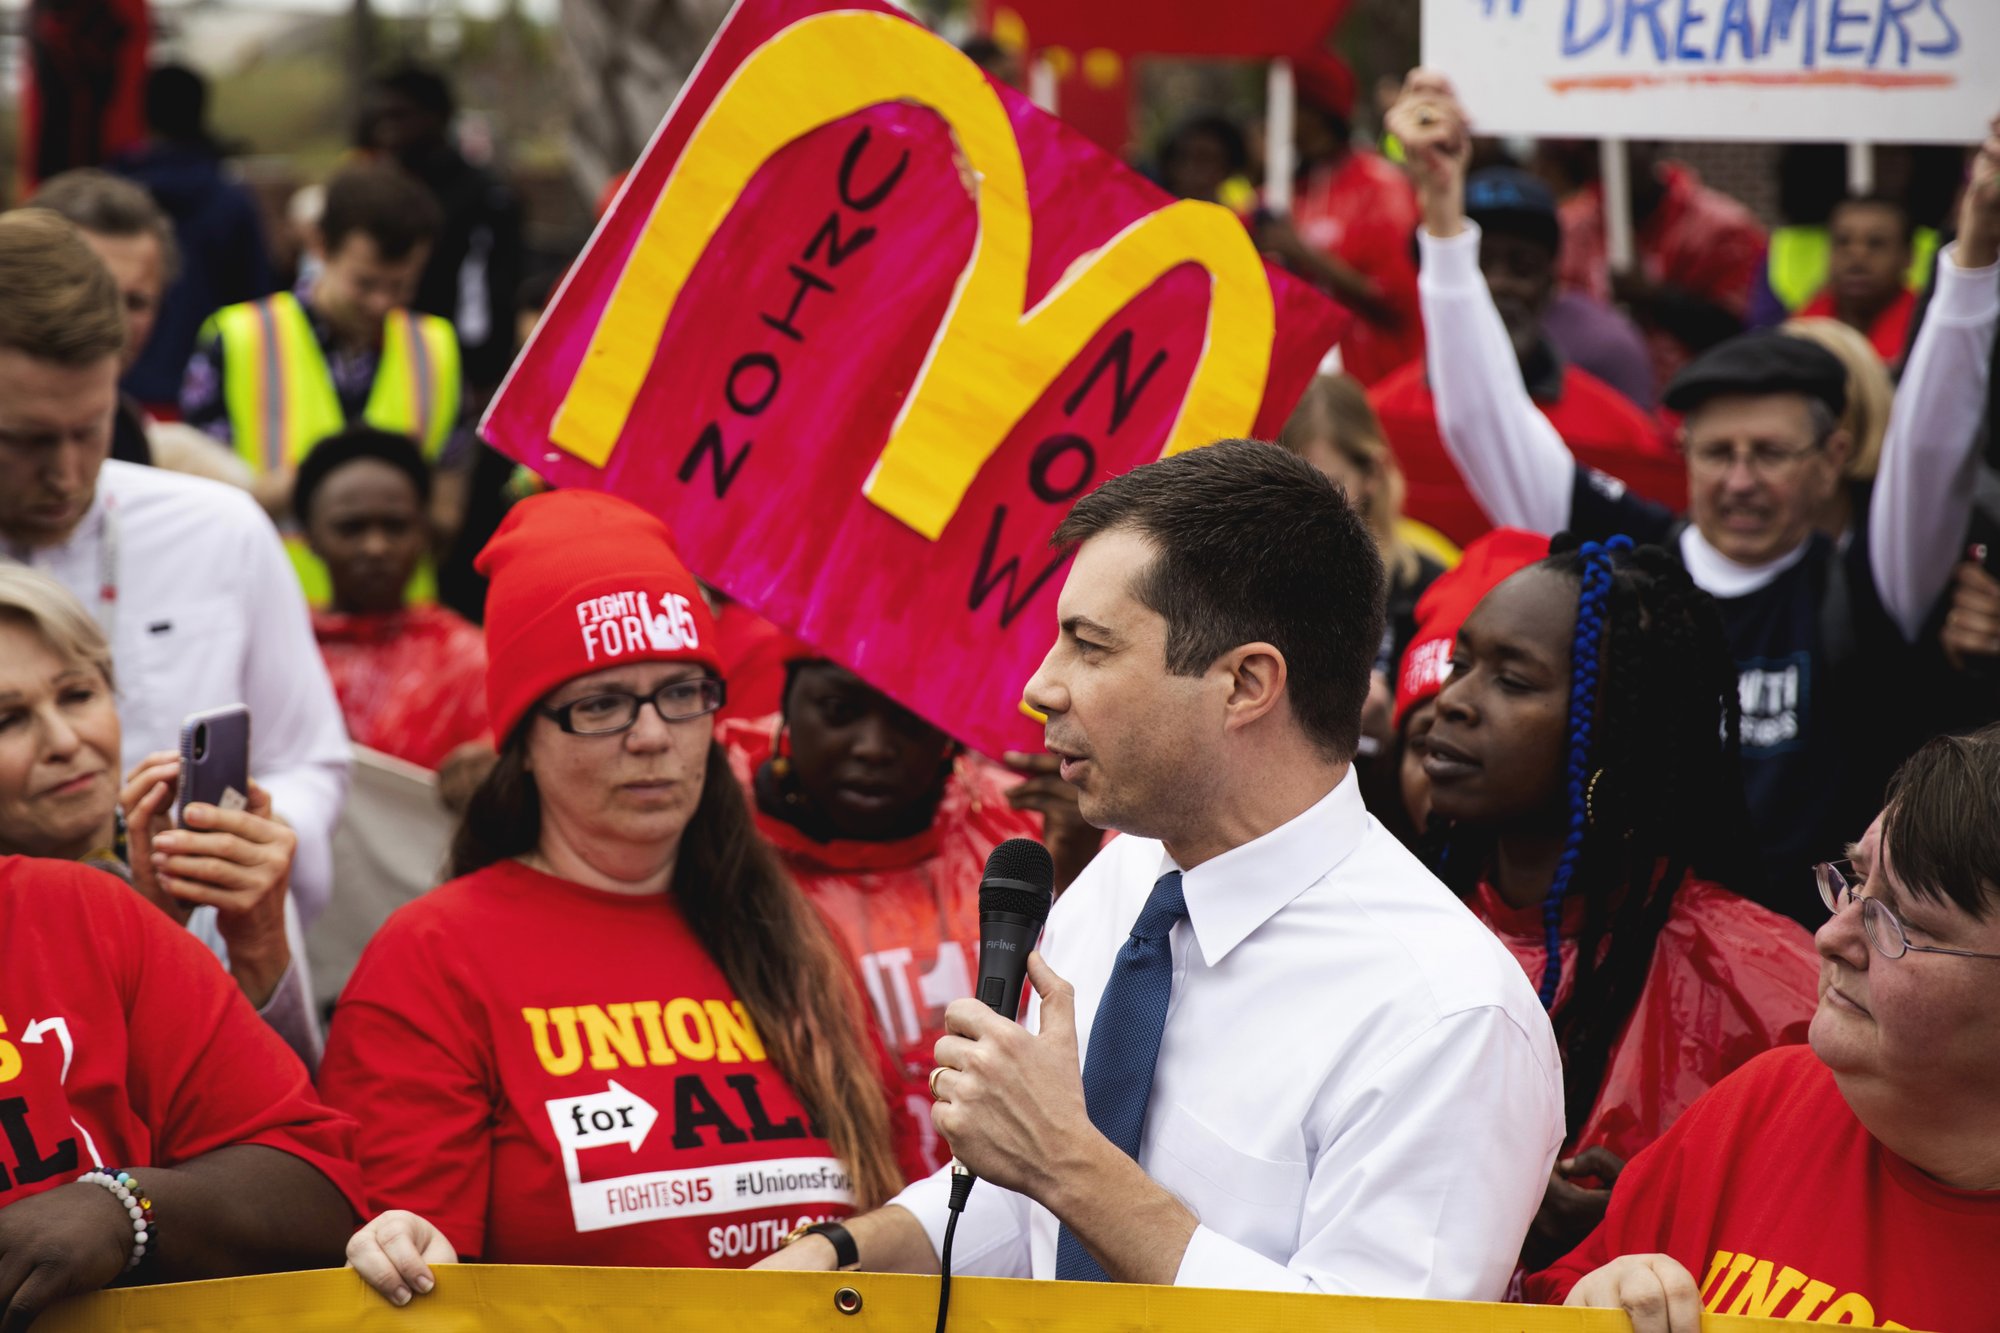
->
[946,839,1055,1205]
[973,837,1056,1019]
[937,838,1055,1333]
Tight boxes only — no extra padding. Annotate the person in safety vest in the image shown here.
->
[180,162,462,606]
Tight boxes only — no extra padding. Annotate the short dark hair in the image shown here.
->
[145,64,209,143]
[1880,723,2000,923]
[26,169,180,282]
[1830,193,1916,248]
[375,64,455,122]
[320,162,442,261]
[294,425,432,527]
[1162,113,1250,178]
[1052,440,1385,759]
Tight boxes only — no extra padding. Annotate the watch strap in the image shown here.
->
[794,1220,858,1269]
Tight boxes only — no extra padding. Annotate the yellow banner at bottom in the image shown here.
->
[38,1265,1891,1332]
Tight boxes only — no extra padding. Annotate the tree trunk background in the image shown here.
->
[558,0,732,203]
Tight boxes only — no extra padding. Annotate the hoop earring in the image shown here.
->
[1585,768,1607,830]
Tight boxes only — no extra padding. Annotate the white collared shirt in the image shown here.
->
[892,771,1562,1297]
[5,461,351,926]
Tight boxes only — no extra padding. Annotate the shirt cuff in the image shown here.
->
[1931,242,2000,323]
[1418,221,1485,290]
[1172,1223,1308,1292]
[254,956,325,1074]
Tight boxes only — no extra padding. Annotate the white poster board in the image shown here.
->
[1422,0,1998,144]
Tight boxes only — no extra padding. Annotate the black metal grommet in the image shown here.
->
[834,1285,864,1315]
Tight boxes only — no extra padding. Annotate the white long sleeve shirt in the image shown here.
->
[7,461,351,925]
[1419,223,2000,637]
[892,771,1563,1298]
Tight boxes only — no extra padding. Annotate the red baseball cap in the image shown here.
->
[476,490,721,740]
[1395,528,1550,729]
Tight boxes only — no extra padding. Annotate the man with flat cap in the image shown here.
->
[1389,70,2000,924]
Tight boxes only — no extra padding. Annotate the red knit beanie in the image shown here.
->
[1395,528,1550,729]
[476,490,721,740]
[1292,50,1357,122]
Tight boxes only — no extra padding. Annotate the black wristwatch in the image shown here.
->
[786,1220,859,1270]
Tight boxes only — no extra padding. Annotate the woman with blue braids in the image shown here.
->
[1415,533,1819,1273]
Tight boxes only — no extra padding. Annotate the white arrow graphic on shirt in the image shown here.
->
[20,1018,74,1079]
[546,1081,659,1154]
[20,1017,103,1168]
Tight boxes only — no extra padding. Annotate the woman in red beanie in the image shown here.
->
[323,491,908,1304]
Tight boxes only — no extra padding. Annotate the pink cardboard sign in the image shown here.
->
[483,0,1347,757]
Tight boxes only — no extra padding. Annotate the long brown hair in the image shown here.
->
[452,729,903,1208]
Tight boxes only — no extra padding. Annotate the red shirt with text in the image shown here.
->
[1527,1045,2000,1330]
[320,859,867,1266]
[0,857,362,1215]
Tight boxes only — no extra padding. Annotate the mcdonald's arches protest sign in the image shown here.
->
[1423,0,2000,143]
[481,0,1345,758]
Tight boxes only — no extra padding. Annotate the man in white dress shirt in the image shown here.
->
[759,441,1562,1295]
[0,209,349,928]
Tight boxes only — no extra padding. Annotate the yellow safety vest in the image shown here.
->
[1768,223,1943,315]
[204,292,460,606]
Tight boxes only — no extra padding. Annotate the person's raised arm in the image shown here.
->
[1389,69,1577,537]
[1870,112,2000,640]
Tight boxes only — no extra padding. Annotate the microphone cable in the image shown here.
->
[934,1169,975,1333]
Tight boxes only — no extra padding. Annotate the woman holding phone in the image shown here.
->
[325,492,910,1305]
[0,565,318,1066]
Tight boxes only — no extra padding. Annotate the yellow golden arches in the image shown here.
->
[548,9,1276,540]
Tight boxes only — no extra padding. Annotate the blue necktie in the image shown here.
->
[1054,870,1187,1282]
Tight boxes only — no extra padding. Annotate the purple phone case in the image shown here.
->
[175,706,251,827]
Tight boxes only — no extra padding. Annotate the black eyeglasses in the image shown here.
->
[539,678,727,736]
[1815,860,2000,962]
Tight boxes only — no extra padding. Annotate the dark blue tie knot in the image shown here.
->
[1128,870,1186,942]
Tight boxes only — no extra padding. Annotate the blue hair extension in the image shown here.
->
[1538,535,1631,1009]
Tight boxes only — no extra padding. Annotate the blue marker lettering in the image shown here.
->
[1675,0,1713,60]
[1621,0,1673,60]
[1868,0,1924,67]
[1763,0,1819,69]
[1916,0,1960,56]
[1825,0,1872,57]
[1714,0,1758,59]
[1563,0,1616,55]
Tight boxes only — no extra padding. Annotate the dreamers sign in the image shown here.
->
[483,0,1345,758]
[1424,0,1998,143]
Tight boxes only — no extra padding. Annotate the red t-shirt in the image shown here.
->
[0,857,362,1214]
[1371,359,1683,548]
[1527,1045,2000,1329]
[1468,877,1817,1164]
[313,603,491,770]
[1797,287,1917,369]
[719,717,1040,1176]
[320,859,868,1266]
[1291,150,1424,386]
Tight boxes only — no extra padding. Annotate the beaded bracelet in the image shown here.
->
[76,1169,153,1270]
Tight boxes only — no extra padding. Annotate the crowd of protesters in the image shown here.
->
[0,31,1997,1333]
